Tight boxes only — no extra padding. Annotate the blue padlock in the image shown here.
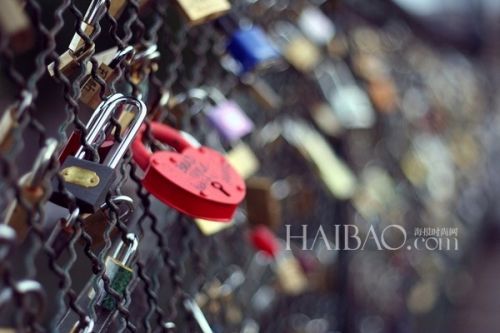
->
[227,26,280,73]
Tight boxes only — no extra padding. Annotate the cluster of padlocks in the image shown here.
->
[0,0,496,332]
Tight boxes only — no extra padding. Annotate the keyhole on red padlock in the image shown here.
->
[211,181,230,197]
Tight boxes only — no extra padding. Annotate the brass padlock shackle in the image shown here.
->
[75,93,147,169]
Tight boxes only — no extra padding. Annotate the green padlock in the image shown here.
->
[100,233,138,311]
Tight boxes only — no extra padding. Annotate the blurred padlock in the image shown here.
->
[4,138,58,243]
[249,226,308,295]
[176,0,230,25]
[245,177,282,230]
[240,74,283,111]
[171,87,254,143]
[297,6,335,46]
[269,21,321,73]
[314,60,375,129]
[0,0,34,53]
[216,16,281,73]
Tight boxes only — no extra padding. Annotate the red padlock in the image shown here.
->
[132,122,246,221]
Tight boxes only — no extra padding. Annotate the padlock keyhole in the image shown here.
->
[211,181,230,197]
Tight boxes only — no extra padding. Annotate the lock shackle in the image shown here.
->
[84,0,108,24]
[100,195,134,220]
[75,93,147,169]
[132,122,192,171]
[109,45,135,68]
[111,233,138,266]
[133,44,160,63]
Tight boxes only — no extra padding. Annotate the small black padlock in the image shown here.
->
[50,93,146,213]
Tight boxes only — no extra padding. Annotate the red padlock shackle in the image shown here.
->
[132,122,192,170]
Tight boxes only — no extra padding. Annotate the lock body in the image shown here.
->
[176,0,230,25]
[142,147,245,221]
[227,26,280,73]
[206,100,254,142]
[51,156,116,213]
[132,122,246,221]
[100,257,133,310]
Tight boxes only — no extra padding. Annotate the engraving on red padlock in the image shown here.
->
[132,122,246,222]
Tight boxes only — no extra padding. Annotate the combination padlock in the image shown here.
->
[50,93,146,213]
[216,16,280,73]
[98,233,138,311]
[132,122,246,221]
[80,46,135,108]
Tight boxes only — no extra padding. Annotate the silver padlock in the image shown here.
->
[50,93,147,213]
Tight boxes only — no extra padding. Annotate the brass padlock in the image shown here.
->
[47,44,96,78]
[80,46,135,108]
[175,0,231,25]
[47,0,108,77]
[128,43,160,86]
[68,0,107,54]
[245,177,282,230]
